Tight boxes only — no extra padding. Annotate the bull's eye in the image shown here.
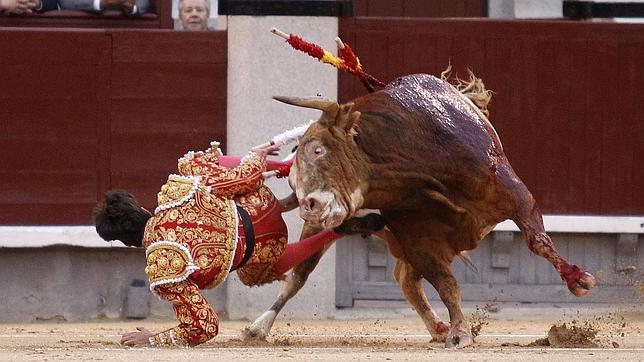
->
[305,140,326,160]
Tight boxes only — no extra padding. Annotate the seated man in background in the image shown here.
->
[0,0,57,14]
[179,0,210,30]
[58,0,150,16]
[94,141,384,347]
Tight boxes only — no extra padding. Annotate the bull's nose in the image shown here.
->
[299,195,323,214]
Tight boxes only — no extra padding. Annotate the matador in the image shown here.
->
[93,141,383,347]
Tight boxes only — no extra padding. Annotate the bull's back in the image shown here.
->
[354,74,504,181]
[352,74,520,244]
[391,74,499,155]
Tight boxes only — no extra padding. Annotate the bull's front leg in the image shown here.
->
[428,264,472,348]
[240,224,327,341]
[394,259,449,342]
[381,228,449,342]
[408,252,472,348]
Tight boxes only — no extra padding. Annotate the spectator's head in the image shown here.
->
[179,0,210,31]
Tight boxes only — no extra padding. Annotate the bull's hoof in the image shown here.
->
[567,271,597,297]
[239,310,277,341]
[445,328,473,349]
[561,264,597,297]
[240,326,268,341]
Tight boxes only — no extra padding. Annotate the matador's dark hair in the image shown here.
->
[93,190,151,247]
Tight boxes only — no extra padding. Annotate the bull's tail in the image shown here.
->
[440,64,492,118]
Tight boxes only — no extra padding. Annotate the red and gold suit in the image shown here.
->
[142,141,291,347]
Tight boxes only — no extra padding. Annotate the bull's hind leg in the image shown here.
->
[394,259,449,342]
[241,225,327,341]
[514,201,597,297]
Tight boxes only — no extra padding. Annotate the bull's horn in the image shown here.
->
[273,96,339,118]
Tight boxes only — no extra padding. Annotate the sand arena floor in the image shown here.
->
[0,303,642,361]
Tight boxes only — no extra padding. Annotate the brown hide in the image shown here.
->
[281,73,596,347]
[292,74,524,255]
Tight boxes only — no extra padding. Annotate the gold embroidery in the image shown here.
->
[237,263,286,286]
[146,184,239,291]
[145,242,197,287]
[237,235,288,286]
[178,141,223,177]
[152,280,219,347]
[168,209,179,221]
[142,216,157,249]
[156,176,199,212]
[234,185,274,217]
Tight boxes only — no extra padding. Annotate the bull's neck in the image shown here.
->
[363,164,445,209]
[362,165,418,210]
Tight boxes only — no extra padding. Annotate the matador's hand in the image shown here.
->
[121,326,153,347]
[255,143,281,158]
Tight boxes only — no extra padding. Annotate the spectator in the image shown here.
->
[58,0,150,16]
[0,0,57,14]
[179,0,210,30]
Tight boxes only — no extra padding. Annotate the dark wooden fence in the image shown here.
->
[2,16,643,225]
[352,0,487,17]
[339,18,644,216]
[0,29,227,225]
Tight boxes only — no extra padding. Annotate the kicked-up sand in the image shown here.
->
[0,302,642,361]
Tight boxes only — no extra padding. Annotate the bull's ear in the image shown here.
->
[273,96,339,124]
[346,111,361,134]
[337,102,361,132]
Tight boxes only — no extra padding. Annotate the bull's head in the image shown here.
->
[275,96,366,229]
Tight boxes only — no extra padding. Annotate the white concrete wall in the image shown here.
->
[225,15,340,320]
[488,0,563,18]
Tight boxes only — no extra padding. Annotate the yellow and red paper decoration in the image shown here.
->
[271,28,385,92]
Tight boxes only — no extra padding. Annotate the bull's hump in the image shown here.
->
[383,73,498,150]
[386,74,479,125]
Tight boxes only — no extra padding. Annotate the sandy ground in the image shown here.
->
[0,303,642,361]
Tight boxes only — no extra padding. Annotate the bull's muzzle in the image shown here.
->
[297,191,347,229]
[298,195,324,219]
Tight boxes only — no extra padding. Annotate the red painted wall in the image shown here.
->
[339,18,644,215]
[0,29,227,224]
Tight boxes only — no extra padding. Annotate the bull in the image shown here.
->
[242,72,597,348]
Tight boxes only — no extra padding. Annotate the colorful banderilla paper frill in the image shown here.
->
[271,27,385,92]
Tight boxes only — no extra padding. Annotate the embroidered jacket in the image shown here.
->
[142,142,288,347]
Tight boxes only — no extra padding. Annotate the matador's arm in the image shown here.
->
[149,279,219,347]
[201,152,266,196]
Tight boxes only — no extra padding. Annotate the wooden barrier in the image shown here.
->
[0,29,227,224]
[352,0,487,17]
[339,17,644,215]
